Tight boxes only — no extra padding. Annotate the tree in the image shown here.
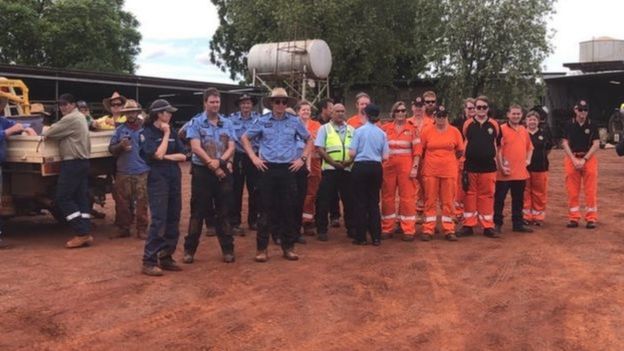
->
[431,0,555,112]
[0,0,141,74]
[209,0,444,93]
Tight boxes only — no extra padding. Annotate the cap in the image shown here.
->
[77,100,88,108]
[434,105,449,118]
[364,103,381,118]
[236,93,257,105]
[575,99,589,109]
[412,96,424,107]
[149,99,177,113]
[57,93,76,104]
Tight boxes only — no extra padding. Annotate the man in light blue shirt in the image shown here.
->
[183,87,237,264]
[229,94,261,234]
[241,88,312,262]
[348,103,389,246]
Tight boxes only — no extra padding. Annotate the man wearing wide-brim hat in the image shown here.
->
[108,98,150,240]
[229,93,262,235]
[95,91,127,130]
[241,87,312,262]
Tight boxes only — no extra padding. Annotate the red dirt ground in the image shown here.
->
[1,149,624,350]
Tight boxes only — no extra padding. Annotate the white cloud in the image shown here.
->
[139,41,192,60]
[124,0,219,40]
[195,51,212,65]
[137,62,233,84]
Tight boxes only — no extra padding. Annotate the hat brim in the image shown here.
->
[120,107,143,113]
[103,96,128,112]
[262,96,297,110]
[151,106,178,113]
[236,96,258,106]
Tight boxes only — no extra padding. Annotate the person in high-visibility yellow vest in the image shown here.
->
[314,103,356,241]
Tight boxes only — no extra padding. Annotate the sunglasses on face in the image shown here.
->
[476,105,488,110]
[273,99,288,105]
[576,108,588,112]
[425,100,436,104]
[395,109,406,113]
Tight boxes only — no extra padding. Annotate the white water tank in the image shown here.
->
[579,37,624,62]
[247,39,332,80]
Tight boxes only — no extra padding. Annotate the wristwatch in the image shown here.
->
[301,156,308,162]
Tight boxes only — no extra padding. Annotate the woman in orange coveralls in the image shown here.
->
[415,106,464,241]
[380,101,420,241]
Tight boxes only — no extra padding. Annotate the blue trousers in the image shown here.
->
[56,159,91,235]
[142,164,182,266]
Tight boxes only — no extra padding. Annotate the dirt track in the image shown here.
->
[1,149,624,350]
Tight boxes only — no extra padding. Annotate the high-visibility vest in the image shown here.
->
[322,123,354,170]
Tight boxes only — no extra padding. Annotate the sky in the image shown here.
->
[125,0,624,83]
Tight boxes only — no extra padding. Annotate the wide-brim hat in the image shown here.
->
[30,103,50,116]
[262,88,297,110]
[121,99,142,113]
[236,94,258,106]
[102,91,127,112]
[149,99,177,113]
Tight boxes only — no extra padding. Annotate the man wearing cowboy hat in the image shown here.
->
[229,93,261,235]
[95,92,127,130]
[241,87,313,262]
[108,99,150,240]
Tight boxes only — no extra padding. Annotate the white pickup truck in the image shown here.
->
[2,130,115,221]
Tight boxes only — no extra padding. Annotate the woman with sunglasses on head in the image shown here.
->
[380,101,420,241]
[415,106,464,241]
[140,99,187,276]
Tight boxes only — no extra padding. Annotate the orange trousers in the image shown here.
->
[415,173,424,213]
[564,156,597,222]
[454,158,465,218]
[523,171,548,222]
[302,158,322,224]
[463,172,496,229]
[381,156,417,234]
[423,176,456,235]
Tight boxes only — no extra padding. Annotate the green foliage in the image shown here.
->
[210,0,555,112]
[0,0,141,74]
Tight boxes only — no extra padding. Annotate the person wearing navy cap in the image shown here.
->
[241,88,312,262]
[229,94,261,234]
[348,103,389,246]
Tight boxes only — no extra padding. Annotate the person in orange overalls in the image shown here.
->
[493,104,534,234]
[451,98,476,220]
[561,99,600,229]
[380,101,420,241]
[407,96,434,222]
[459,95,500,238]
[298,101,322,236]
[347,92,371,129]
[523,111,553,226]
[415,105,464,241]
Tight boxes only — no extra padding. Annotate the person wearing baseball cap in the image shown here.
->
[561,99,600,229]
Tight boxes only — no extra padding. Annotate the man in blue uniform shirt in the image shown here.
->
[229,94,261,235]
[241,88,312,262]
[183,87,237,264]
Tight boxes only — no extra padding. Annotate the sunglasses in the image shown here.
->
[476,105,488,110]
[111,103,123,107]
[273,99,288,105]
[576,107,588,112]
[425,100,436,104]
[395,109,406,113]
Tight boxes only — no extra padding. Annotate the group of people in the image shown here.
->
[0,88,601,278]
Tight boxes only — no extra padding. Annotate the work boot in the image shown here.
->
[283,249,299,261]
[445,233,459,241]
[419,234,432,242]
[372,239,381,246]
[136,229,147,240]
[566,221,579,228]
[223,252,235,263]
[182,252,194,264]
[351,239,367,245]
[110,228,131,239]
[586,221,596,229]
[330,218,340,228]
[255,250,268,263]
[91,209,106,219]
[458,226,474,237]
[65,235,94,249]
[494,224,503,234]
[402,234,415,242]
[141,265,163,277]
[232,225,245,237]
[303,223,316,236]
[483,228,501,238]
[317,232,328,241]
[159,257,182,271]
[513,226,534,233]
